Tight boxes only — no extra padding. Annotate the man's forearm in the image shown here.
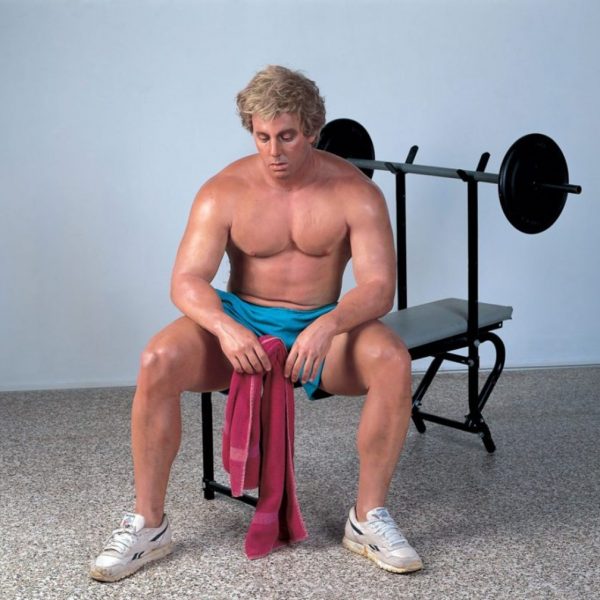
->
[170,275,233,337]
[171,274,273,373]
[325,281,394,335]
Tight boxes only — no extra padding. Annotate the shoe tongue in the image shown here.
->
[366,507,390,522]
[120,512,145,532]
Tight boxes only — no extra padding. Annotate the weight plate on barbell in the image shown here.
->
[498,133,568,234]
[317,118,375,178]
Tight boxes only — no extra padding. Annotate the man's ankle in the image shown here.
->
[355,505,369,522]
[355,503,386,522]
[135,509,164,529]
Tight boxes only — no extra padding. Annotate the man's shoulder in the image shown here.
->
[208,155,258,188]
[316,150,384,203]
[318,149,376,183]
[195,155,258,204]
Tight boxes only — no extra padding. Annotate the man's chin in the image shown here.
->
[270,169,290,179]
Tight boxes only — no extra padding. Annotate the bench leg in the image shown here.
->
[201,391,259,507]
[411,332,506,453]
[474,331,506,415]
[201,392,216,500]
[465,332,505,452]
[411,355,444,433]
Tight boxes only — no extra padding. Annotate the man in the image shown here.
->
[91,65,422,582]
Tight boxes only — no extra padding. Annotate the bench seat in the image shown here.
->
[382,298,512,353]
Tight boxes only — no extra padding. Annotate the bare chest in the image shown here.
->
[229,195,348,257]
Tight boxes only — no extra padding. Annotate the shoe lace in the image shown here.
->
[370,512,408,551]
[103,524,137,555]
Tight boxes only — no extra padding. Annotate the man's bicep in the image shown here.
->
[172,189,230,283]
[347,188,396,287]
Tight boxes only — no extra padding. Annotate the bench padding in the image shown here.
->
[381,298,513,350]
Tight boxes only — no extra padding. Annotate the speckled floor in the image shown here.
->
[1,366,599,599]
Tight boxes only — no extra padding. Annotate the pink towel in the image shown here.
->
[222,335,308,559]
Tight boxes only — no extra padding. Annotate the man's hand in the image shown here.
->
[285,314,338,384]
[217,320,272,375]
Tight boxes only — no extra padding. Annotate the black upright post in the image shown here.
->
[391,145,418,311]
[396,172,408,310]
[459,153,489,425]
[466,177,480,422]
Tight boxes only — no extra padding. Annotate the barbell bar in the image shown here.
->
[317,118,582,234]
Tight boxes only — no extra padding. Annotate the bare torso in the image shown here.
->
[222,150,365,309]
[171,118,395,342]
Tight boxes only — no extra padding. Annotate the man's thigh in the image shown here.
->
[319,320,409,396]
[145,316,233,393]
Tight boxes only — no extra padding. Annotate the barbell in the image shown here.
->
[316,118,582,234]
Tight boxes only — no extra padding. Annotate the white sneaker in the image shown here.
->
[90,512,173,582]
[343,506,423,573]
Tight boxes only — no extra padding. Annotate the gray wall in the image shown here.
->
[1,0,598,390]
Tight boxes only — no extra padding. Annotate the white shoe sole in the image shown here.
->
[342,536,423,574]
[90,542,174,583]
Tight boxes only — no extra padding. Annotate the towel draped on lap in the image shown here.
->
[222,335,308,559]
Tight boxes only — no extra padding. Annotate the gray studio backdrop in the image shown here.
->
[1,0,598,390]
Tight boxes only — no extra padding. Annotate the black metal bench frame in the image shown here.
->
[201,149,509,505]
[387,150,507,453]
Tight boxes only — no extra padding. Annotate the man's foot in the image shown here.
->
[90,512,173,582]
[342,506,423,574]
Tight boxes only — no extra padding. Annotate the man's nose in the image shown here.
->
[269,139,281,156]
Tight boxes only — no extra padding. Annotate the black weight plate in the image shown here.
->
[317,118,375,178]
[498,133,568,234]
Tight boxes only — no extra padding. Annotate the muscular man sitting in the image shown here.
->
[91,65,422,581]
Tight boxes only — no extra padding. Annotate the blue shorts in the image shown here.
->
[216,289,337,399]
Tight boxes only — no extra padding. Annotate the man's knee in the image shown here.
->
[138,339,184,391]
[362,334,411,388]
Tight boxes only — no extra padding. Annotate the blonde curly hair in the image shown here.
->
[236,65,326,141]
